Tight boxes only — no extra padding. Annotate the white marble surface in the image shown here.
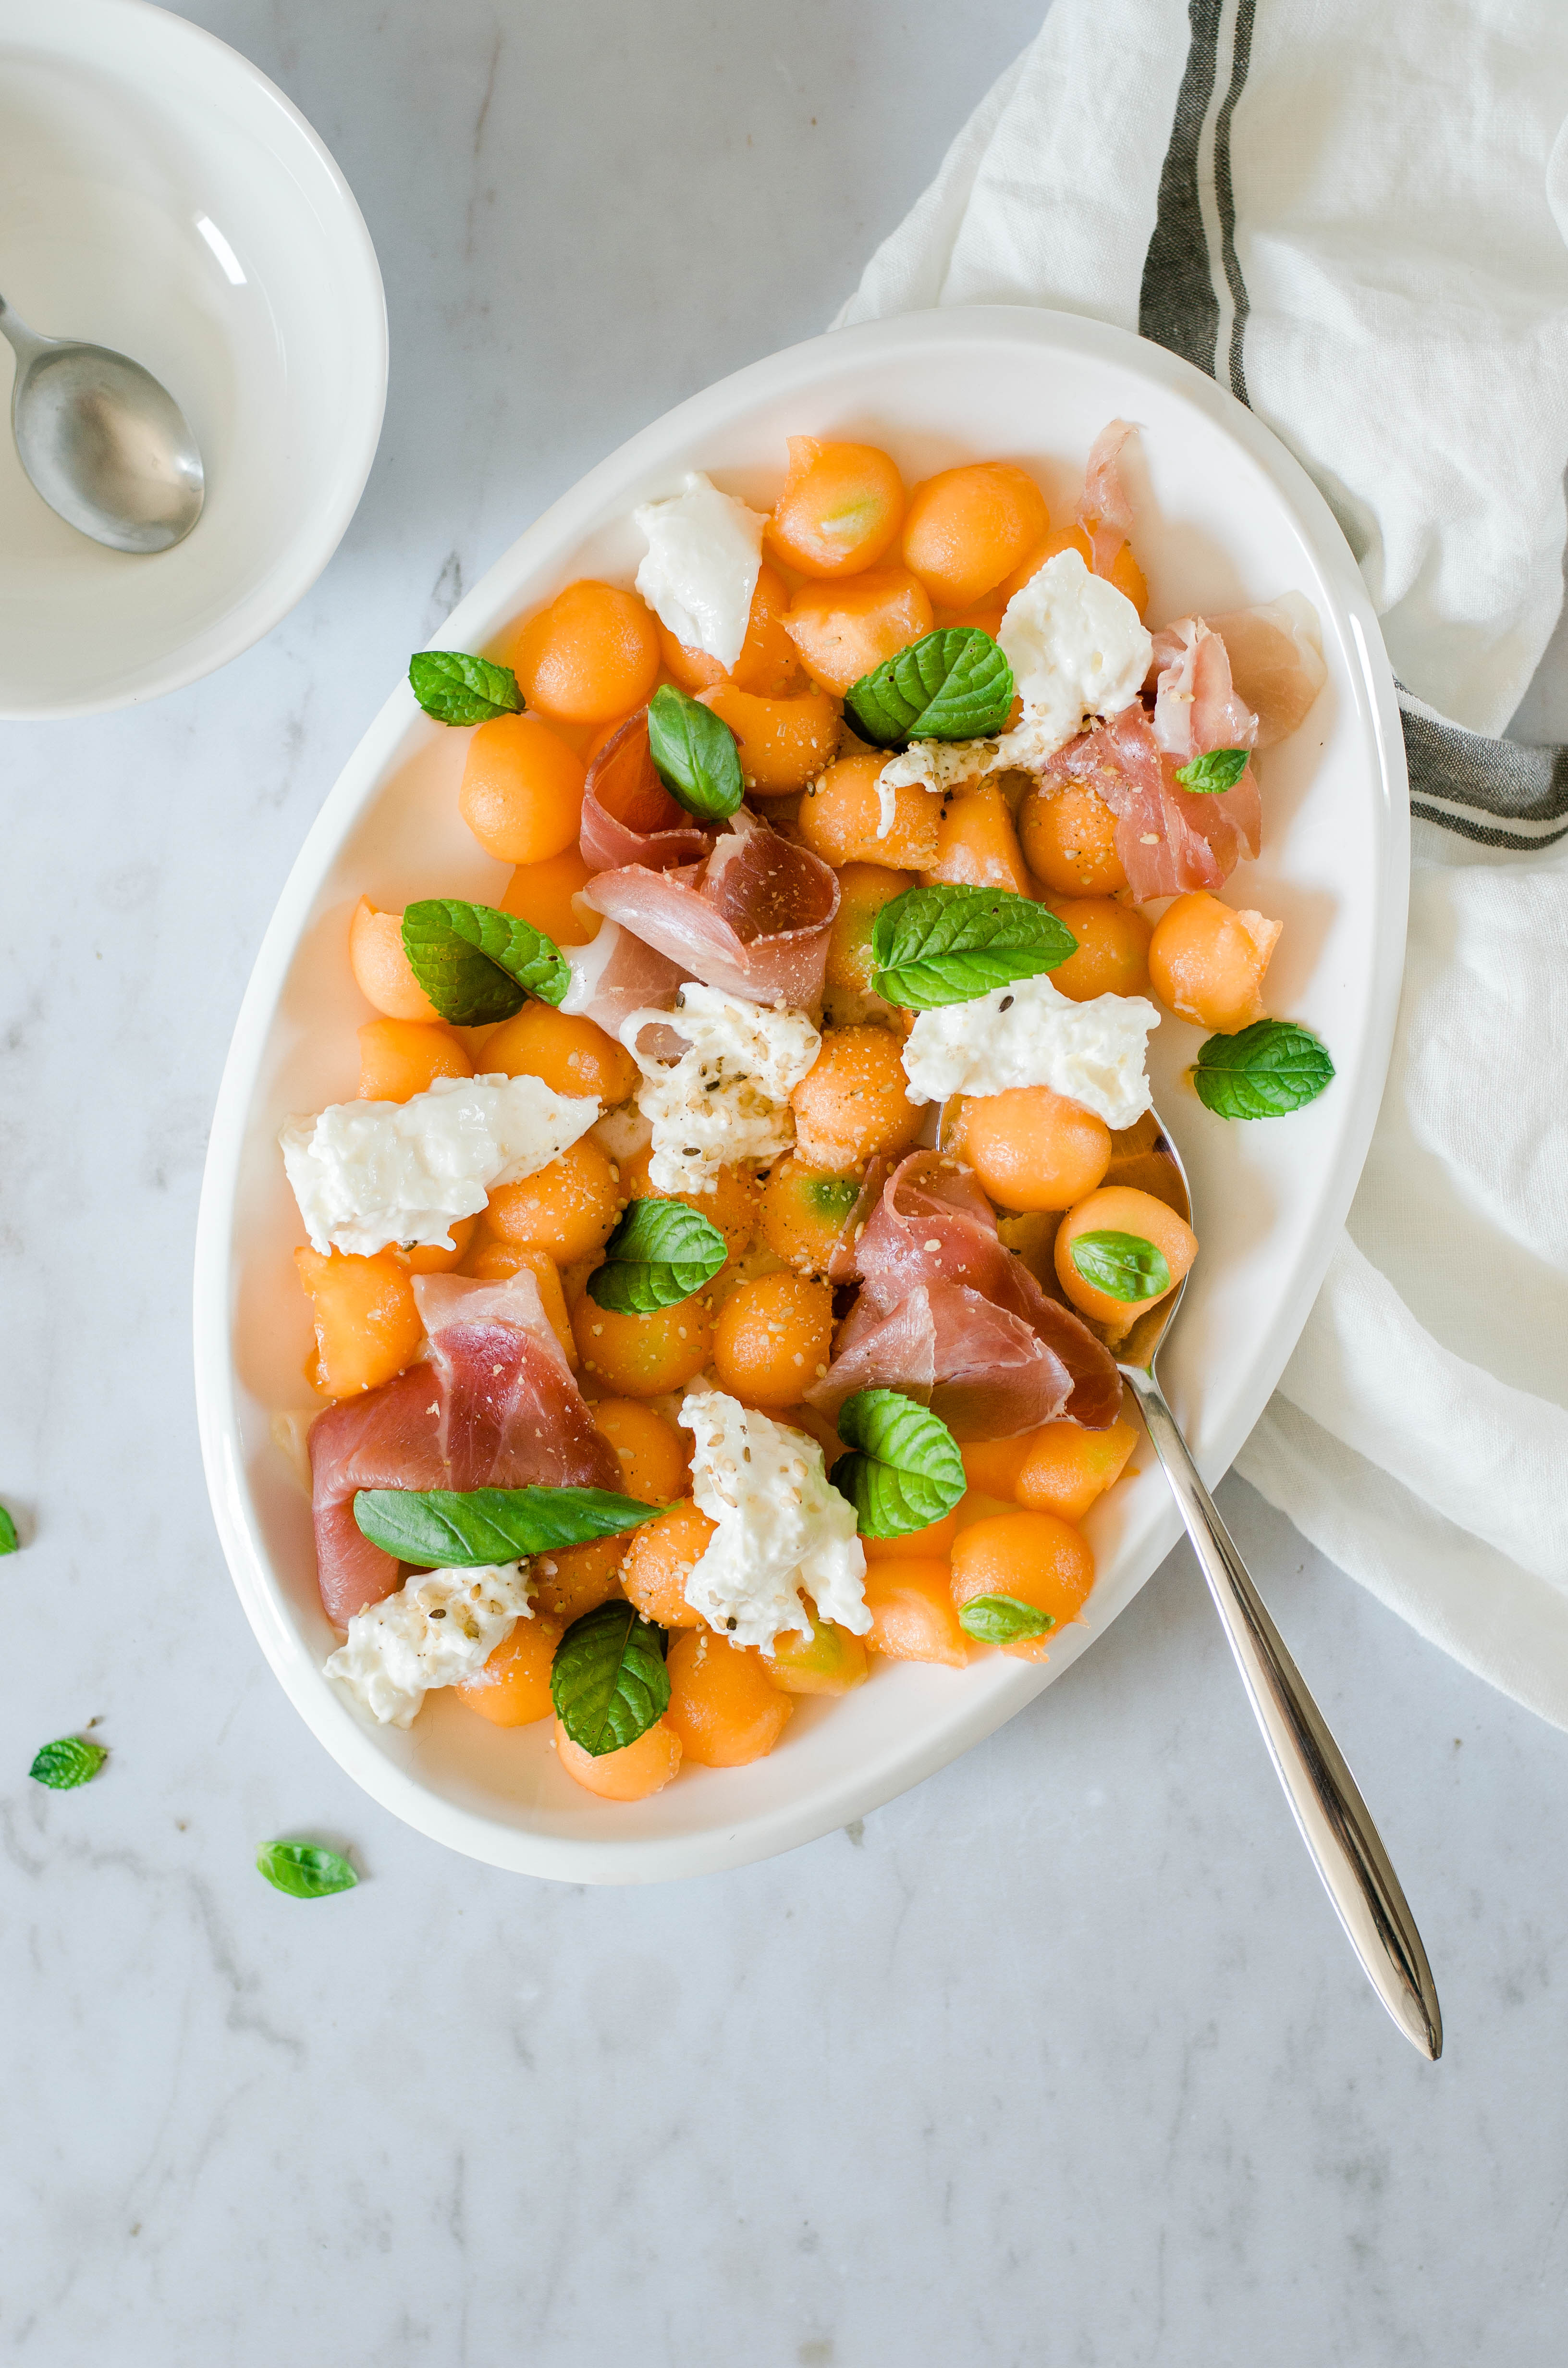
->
[6,4,1568,2360]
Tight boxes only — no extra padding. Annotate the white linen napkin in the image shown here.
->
[836,0,1568,1727]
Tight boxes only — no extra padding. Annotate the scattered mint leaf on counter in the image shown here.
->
[30,1737,106,1790]
[833,1389,966,1540]
[1069,1231,1172,1303]
[0,1503,16,1554]
[845,627,1014,747]
[958,1595,1055,1645]
[401,899,569,1025]
[870,884,1077,1009]
[408,650,523,726]
[588,1197,728,1315]
[256,1841,359,1899]
[551,1601,670,1757]
[1192,1020,1335,1120]
[646,683,744,820]
[1174,746,1250,793]
[354,1485,663,1567]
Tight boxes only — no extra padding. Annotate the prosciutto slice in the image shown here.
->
[1077,419,1137,580]
[585,803,839,1009]
[1147,617,1259,762]
[306,1270,621,1625]
[807,1152,1120,1438]
[1042,704,1261,901]
[1205,593,1327,747]
[561,919,686,1039]
[580,712,716,875]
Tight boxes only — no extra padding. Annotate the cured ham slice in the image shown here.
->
[1205,593,1327,747]
[307,1269,622,1626]
[1043,705,1261,901]
[1077,419,1137,580]
[807,1152,1121,1437]
[561,918,686,1039]
[1147,617,1259,762]
[585,803,839,1009]
[579,712,716,875]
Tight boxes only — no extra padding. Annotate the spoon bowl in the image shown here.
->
[1,292,204,553]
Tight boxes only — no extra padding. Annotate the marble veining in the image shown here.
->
[4,3,1568,2361]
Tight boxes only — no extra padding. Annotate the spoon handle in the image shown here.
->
[1124,1365,1442,2059]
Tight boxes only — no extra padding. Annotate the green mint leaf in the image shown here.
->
[30,1736,106,1790]
[551,1601,670,1756]
[646,683,744,820]
[844,628,1015,748]
[870,883,1077,1009]
[355,1486,663,1567]
[1193,1020,1335,1120]
[833,1387,966,1540]
[1174,746,1250,793]
[588,1197,728,1314]
[1068,1230,1172,1303]
[400,898,569,1025]
[0,1502,16,1554]
[409,650,523,726]
[958,1594,1054,1644]
[256,1841,359,1899]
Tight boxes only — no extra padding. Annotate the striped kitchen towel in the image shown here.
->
[837,0,1568,1727]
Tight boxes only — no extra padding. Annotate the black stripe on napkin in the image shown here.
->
[1401,692,1568,849]
[1139,0,1253,402]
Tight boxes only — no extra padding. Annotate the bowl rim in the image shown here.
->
[0,0,388,721]
[194,302,1409,1884]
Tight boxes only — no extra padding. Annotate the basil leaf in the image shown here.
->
[833,1388,966,1540]
[588,1197,728,1314]
[551,1601,670,1756]
[957,1595,1054,1644]
[30,1736,106,1790]
[256,1840,359,1899]
[1193,1020,1335,1120]
[1069,1230,1172,1303]
[1174,746,1250,793]
[401,898,569,1025]
[0,1502,16,1554]
[646,683,744,820]
[355,1486,663,1567]
[408,650,523,727]
[845,627,1015,747]
[870,884,1077,1009]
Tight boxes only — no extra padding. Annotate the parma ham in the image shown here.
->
[585,803,839,1009]
[1041,705,1261,901]
[1205,593,1327,747]
[1147,617,1259,762]
[561,918,686,1039]
[307,1269,622,1625]
[579,712,716,875]
[1077,419,1138,580]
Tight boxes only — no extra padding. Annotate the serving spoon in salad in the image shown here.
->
[1101,1117,1443,2059]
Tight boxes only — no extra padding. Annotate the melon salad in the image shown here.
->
[278,424,1333,1804]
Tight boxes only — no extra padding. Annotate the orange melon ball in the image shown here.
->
[457,1612,564,1726]
[1043,897,1153,1002]
[783,567,934,695]
[824,861,919,992]
[790,1025,925,1171]
[591,1399,691,1505]
[501,845,599,947]
[1055,1184,1197,1338]
[509,580,661,724]
[901,462,1050,609]
[294,1246,424,1398]
[1148,892,1282,1033]
[620,1501,717,1629]
[765,436,906,578]
[572,1292,714,1399]
[950,1509,1094,1662]
[483,1001,637,1105]
[1019,780,1128,896]
[760,1600,870,1694]
[697,683,841,794]
[957,1087,1113,1213]
[665,1629,794,1765]
[348,898,441,1022]
[712,1270,835,1408]
[483,1136,622,1264]
[401,1215,478,1276]
[922,783,1033,897]
[860,1559,968,1666]
[529,1534,630,1623]
[458,712,586,863]
[798,752,940,870]
[357,1019,473,1103]
[556,1716,683,1800]
[620,1148,759,1262]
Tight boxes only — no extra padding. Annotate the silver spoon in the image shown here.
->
[0,291,204,553]
[1096,1116,1443,2058]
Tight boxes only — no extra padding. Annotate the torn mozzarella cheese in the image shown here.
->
[880,547,1154,793]
[634,470,767,670]
[618,984,820,1196]
[902,974,1159,1131]
[325,1563,532,1728]
[282,1072,600,1257]
[679,1388,868,1651]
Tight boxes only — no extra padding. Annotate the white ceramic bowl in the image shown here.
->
[194,306,1409,1883]
[0,0,386,718]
